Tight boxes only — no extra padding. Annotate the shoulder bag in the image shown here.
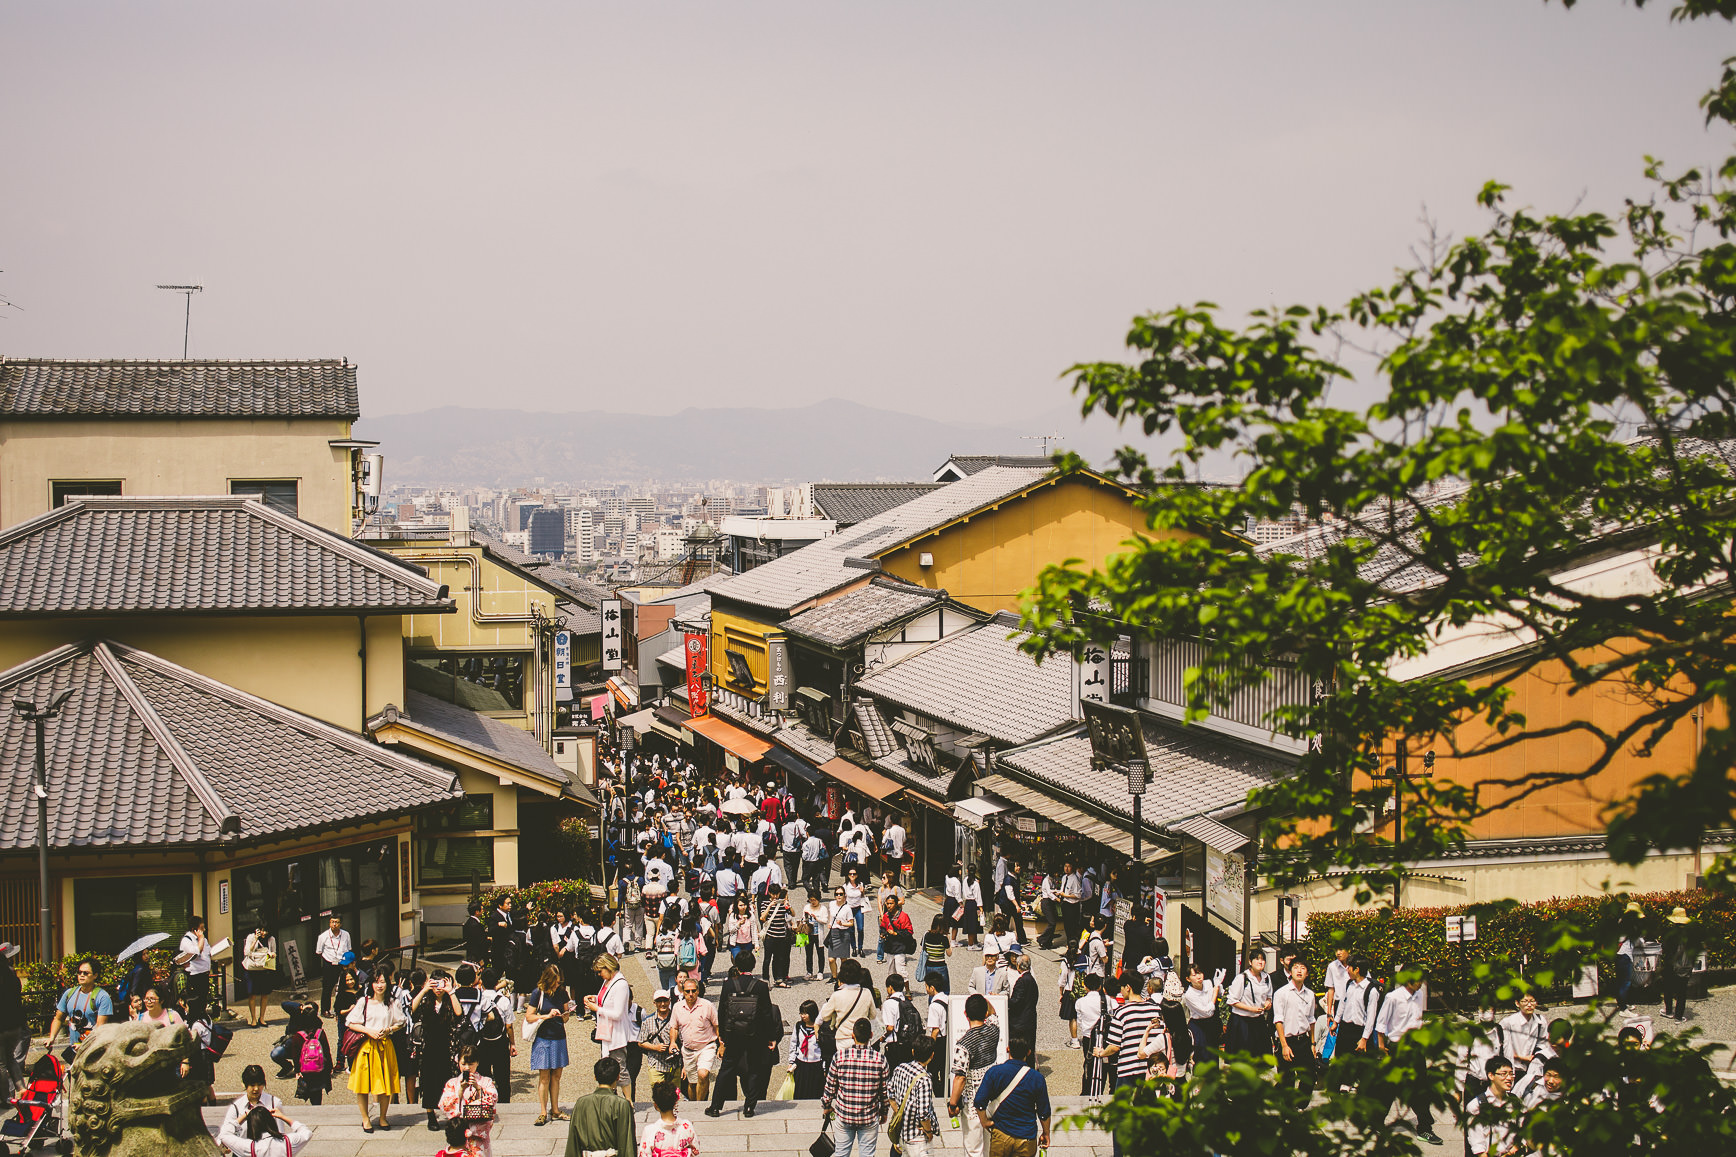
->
[983,1065,1032,1127]
[339,998,369,1062]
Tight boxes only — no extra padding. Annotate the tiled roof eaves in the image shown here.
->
[113,642,459,793]
[93,643,236,832]
[0,358,361,420]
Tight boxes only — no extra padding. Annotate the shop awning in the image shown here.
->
[952,795,1012,830]
[685,715,774,762]
[821,757,903,801]
[1168,814,1250,853]
[607,676,638,709]
[617,707,659,731]
[974,774,1168,863]
[902,787,951,813]
[766,745,823,784]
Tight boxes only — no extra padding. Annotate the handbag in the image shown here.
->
[809,1116,836,1157]
[339,998,369,1062]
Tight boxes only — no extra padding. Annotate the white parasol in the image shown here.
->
[115,931,171,963]
[719,797,758,816]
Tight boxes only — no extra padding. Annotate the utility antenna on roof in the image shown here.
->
[1021,433,1063,456]
[155,284,203,358]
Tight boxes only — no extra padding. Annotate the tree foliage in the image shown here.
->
[1022,2,1736,1151]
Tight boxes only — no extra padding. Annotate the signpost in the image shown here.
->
[601,600,623,672]
[766,634,791,712]
[554,630,572,698]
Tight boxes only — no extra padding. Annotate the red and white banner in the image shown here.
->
[684,632,710,718]
[1152,887,1167,942]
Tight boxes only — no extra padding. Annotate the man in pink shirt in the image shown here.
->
[671,978,720,1105]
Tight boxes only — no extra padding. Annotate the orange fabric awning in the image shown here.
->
[821,757,903,801]
[685,715,774,762]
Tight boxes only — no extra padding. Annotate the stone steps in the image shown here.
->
[202,1097,1114,1157]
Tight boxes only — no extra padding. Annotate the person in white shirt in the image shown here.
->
[750,860,785,898]
[315,915,353,1017]
[1465,1056,1518,1156]
[1271,962,1317,1093]
[176,915,214,1023]
[884,821,906,863]
[1322,948,1351,1019]
[1036,871,1061,950]
[216,1106,311,1157]
[218,1065,282,1141]
[1376,976,1439,1144]
[1499,993,1547,1071]
[1327,957,1380,1091]
[715,863,745,902]
[801,832,829,894]
[1180,966,1223,1069]
[781,816,809,885]
[1225,956,1272,1056]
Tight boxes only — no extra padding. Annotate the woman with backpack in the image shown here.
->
[287,1005,334,1105]
[654,913,683,994]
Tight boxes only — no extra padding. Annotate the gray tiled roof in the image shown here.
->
[780,578,947,648]
[377,692,596,806]
[711,467,1053,611]
[0,358,360,420]
[0,497,452,617]
[855,619,1075,745]
[0,641,459,851]
[941,455,1053,476]
[873,751,956,800]
[811,484,944,526]
[773,721,837,765]
[994,715,1290,829]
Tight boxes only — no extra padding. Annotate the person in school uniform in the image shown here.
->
[1224,956,1273,1056]
[1271,961,1318,1094]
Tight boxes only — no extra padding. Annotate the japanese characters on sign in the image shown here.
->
[601,599,623,672]
[554,630,571,690]
[684,632,710,718]
[1076,644,1111,708]
[1082,698,1149,774]
[766,633,791,711]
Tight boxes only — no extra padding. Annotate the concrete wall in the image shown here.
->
[0,613,405,731]
[0,416,357,533]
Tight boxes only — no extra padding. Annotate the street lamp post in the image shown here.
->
[12,690,72,964]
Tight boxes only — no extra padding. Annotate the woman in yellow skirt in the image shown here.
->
[346,969,407,1131]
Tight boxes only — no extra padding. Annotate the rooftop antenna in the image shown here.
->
[1021,433,1063,457]
[155,284,203,358]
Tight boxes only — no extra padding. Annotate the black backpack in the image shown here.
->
[892,995,924,1048]
[571,928,601,973]
[722,980,762,1039]
[478,993,508,1043]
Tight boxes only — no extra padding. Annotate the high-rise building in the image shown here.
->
[528,508,567,558]
[575,509,596,564]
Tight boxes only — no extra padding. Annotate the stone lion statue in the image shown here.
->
[66,1021,217,1157]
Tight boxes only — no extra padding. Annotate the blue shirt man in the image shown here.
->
[973,1036,1051,1154]
[49,960,114,1047]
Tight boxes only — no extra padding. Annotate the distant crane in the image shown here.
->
[1021,433,1064,457]
[156,284,203,357]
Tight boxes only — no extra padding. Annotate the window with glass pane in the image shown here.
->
[230,480,300,516]
[419,836,494,884]
[419,795,493,834]
[51,480,123,507]
[408,653,528,712]
[73,876,192,956]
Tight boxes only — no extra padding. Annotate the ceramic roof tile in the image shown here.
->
[0,641,459,851]
[995,716,1290,828]
[780,578,948,648]
[810,484,944,526]
[0,358,360,419]
[382,691,596,806]
[854,618,1074,745]
[942,455,1053,476]
[711,467,1053,611]
[872,751,956,799]
[0,497,450,616]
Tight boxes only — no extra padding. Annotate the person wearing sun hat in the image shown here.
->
[1659,906,1699,1021]
[1615,901,1645,1011]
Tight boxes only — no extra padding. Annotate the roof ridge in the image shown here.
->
[237,498,447,595]
[0,357,350,366]
[106,641,458,791]
[91,642,239,835]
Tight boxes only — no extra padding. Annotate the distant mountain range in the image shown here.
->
[356,398,1172,486]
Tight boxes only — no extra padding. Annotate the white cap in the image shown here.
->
[653,989,671,1002]
[0,943,18,960]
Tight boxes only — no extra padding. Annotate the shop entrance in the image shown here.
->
[232,837,401,994]
[1179,904,1240,977]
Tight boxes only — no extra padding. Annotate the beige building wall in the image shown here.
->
[0,417,357,533]
[0,614,405,731]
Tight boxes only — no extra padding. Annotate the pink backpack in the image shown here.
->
[298,1031,325,1074]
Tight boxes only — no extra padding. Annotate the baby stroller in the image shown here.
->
[0,1054,70,1155]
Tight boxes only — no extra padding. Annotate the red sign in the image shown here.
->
[684,632,710,718]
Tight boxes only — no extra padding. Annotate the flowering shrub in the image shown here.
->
[480,878,606,917]
[1302,890,1733,1005]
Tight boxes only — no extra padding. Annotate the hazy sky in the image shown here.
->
[4,2,1730,427]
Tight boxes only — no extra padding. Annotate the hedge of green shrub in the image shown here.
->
[1301,890,1732,1006]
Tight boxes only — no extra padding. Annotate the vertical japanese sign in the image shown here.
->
[1075,644,1111,712]
[685,632,710,718]
[1151,886,1167,942]
[766,633,791,711]
[601,599,623,671]
[554,630,572,691]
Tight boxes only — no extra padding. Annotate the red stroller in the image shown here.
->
[0,1054,70,1154]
